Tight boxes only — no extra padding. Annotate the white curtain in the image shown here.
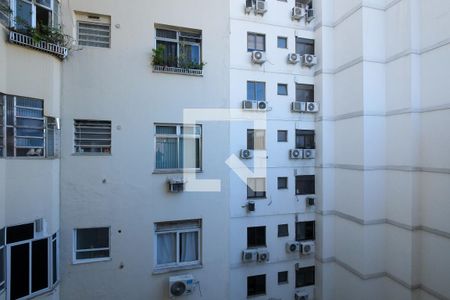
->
[157,233,176,264]
[180,231,198,262]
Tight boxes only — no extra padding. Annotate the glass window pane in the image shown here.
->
[256,35,265,51]
[247,33,255,50]
[247,82,255,100]
[0,248,4,285]
[52,239,57,284]
[156,125,177,135]
[253,130,265,150]
[156,137,178,169]
[278,84,288,95]
[15,0,32,29]
[277,37,287,48]
[76,250,110,260]
[76,228,109,250]
[255,82,265,101]
[32,238,49,293]
[157,233,176,265]
[179,231,198,262]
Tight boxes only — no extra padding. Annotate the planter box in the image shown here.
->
[153,65,203,76]
[8,31,68,59]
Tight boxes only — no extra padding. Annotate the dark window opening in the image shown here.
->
[277,130,288,142]
[277,177,288,189]
[278,224,289,237]
[295,175,315,195]
[247,81,266,101]
[278,271,288,284]
[296,221,315,241]
[247,226,266,248]
[247,274,266,297]
[31,238,49,293]
[247,33,265,51]
[247,178,266,199]
[296,266,315,288]
[277,83,288,95]
[295,37,314,56]
[7,223,34,244]
[296,130,315,149]
[296,84,314,102]
[277,36,287,49]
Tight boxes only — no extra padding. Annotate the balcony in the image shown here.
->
[8,31,68,59]
[152,65,203,76]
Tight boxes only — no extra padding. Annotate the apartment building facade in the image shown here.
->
[0,0,449,300]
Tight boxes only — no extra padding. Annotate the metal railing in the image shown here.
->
[8,31,68,59]
[153,65,203,76]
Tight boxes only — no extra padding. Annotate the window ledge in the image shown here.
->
[72,257,111,265]
[153,263,202,275]
[8,30,68,59]
[71,153,112,157]
[153,65,203,76]
[153,169,202,174]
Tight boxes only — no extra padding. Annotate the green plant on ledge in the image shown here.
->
[152,45,206,70]
[19,23,73,49]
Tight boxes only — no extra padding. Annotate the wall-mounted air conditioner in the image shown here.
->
[306,102,319,112]
[295,291,311,300]
[300,241,315,255]
[306,8,315,22]
[251,51,266,64]
[292,6,306,20]
[242,249,258,262]
[168,178,185,193]
[169,274,194,297]
[288,53,301,64]
[302,54,317,67]
[245,0,253,14]
[247,201,255,212]
[306,196,315,206]
[255,0,267,15]
[286,241,300,253]
[291,101,306,112]
[257,249,270,262]
[240,149,254,159]
[303,149,316,159]
[290,149,303,159]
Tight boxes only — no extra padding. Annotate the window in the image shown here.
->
[277,36,287,48]
[155,124,202,170]
[155,26,202,68]
[296,84,314,102]
[278,224,289,237]
[247,32,265,51]
[295,37,314,56]
[296,221,315,241]
[277,130,288,142]
[77,13,111,48]
[51,233,59,285]
[296,130,315,149]
[247,129,265,150]
[247,178,266,199]
[0,0,9,27]
[277,83,288,96]
[74,227,110,263]
[12,0,59,30]
[295,175,315,195]
[278,271,288,284]
[155,220,201,269]
[5,226,59,299]
[247,81,266,101]
[296,266,315,288]
[277,177,288,189]
[0,228,4,294]
[74,120,112,154]
[247,274,266,297]
[6,223,34,244]
[247,226,266,248]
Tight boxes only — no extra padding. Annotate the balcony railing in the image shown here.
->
[153,65,203,76]
[8,31,68,59]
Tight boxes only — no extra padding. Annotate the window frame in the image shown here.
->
[278,271,289,284]
[72,227,111,264]
[77,19,111,48]
[0,227,4,294]
[11,0,59,29]
[154,220,202,270]
[155,26,203,68]
[295,37,315,56]
[295,83,315,102]
[247,81,266,101]
[247,177,266,199]
[277,224,289,237]
[277,36,288,49]
[247,226,266,248]
[277,130,288,142]
[295,175,315,195]
[247,32,266,52]
[295,221,315,241]
[73,119,112,155]
[247,129,266,150]
[5,229,59,300]
[295,129,315,149]
[277,83,288,96]
[277,177,288,189]
[154,123,202,172]
[296,266,315,288]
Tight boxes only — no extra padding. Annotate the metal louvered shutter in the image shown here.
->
[78,22,111,48]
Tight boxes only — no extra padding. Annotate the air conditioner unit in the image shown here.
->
[303,149,316,159]
[257,249,270,262]
[290,149,303,159]
[302,54,317,67]
[287,53,301,64]
[169,274,194,297]
[295,291,310,300]
[291,101,306,112]
[300,241,315,255]
[286,241,300,253]
[305,102,319,112]
[247,201,255,212]
[255,0,267,15]
[240,149,253,159]
[306,8,315,22]
[245,0,253,14]
[306,196,315,206]
[242,100,257,111]
[251,51,266,64]
[242,249,257,262]
[257,100,268,111]
[291,6,305,20]
[168,178,185,193]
